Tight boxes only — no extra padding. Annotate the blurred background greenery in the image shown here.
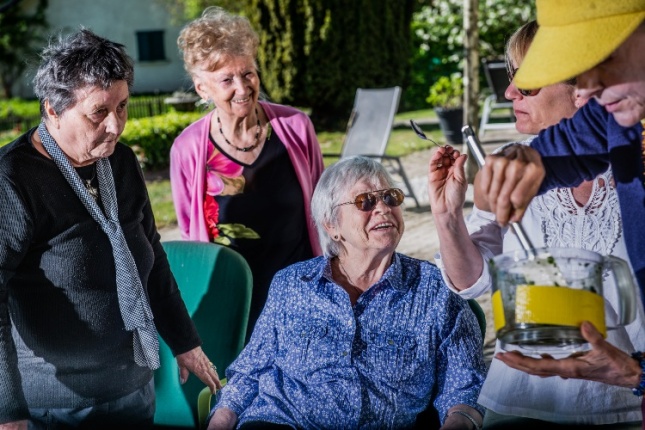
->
[0,0,535,228]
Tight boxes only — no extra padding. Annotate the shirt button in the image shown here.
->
[342,351,348,357]
[388,339,395,345]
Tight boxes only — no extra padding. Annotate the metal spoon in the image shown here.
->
[461,127,569,286]
[409,120,441,147]
[461,125,539,260]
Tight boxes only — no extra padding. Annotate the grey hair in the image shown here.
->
[33,28,134,119]
[311,156,397,258]
[177,6,259,75]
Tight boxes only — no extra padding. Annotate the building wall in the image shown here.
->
[14,0,191,97]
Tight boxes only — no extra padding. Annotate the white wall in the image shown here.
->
[14,0,192,97]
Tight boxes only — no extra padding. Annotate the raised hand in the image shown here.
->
[427,145,469,215]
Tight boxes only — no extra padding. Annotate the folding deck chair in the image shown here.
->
[479,59,516,138]
[325,86,420,208]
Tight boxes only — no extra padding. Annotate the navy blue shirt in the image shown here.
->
[213,254,486,428]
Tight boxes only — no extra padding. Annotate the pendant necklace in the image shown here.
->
[216,107,262,152]
[84,165,99,201]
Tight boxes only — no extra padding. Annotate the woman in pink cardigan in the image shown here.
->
[171,7,323,337]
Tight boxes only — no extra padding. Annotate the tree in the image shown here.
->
[157,0,416,129]
[407,0,534,110]
[156,0,244,22]
[248,0,415,130]
[0,0,48,98]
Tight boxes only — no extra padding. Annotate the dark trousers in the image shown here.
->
[28,379,155,430]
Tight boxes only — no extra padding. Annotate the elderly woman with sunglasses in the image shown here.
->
[427,20,645,429]
[206,156,486,430]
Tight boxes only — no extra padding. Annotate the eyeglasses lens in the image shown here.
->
[353,188,404,211]
[355,193,377,211]
[508,67,540,97]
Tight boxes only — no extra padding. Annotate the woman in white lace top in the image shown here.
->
[428,20,645,428]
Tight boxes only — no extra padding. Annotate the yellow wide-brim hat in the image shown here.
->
[514,0,645,90]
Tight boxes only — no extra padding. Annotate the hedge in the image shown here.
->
[120,111,205,170]
[0,111,206,171]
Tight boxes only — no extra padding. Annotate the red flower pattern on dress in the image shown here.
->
[204,194,220,240]
[203,144,259,244]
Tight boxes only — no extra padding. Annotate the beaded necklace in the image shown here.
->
[216,107,262,152]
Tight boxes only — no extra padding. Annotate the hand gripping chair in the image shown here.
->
[196,300,486,430]
[153,241,252,428]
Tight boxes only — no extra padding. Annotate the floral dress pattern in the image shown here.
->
[204,143,259,246]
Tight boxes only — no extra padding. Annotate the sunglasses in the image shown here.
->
[334,188,405,212]
[508,68,541,97]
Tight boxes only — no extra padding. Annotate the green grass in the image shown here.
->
[147,109,444,229]
[147,179,176,230]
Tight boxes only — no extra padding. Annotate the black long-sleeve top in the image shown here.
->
[0,129,200,423]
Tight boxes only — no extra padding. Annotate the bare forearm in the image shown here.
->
[434,211,484,291]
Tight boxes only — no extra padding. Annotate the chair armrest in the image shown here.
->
[197,378,227,430]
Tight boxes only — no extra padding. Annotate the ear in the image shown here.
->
[323,222,340,241]
[43,99,60,128]
[193,76,210,102]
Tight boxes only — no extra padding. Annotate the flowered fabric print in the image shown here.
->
[212,255,486,428]
[204,146,259,245]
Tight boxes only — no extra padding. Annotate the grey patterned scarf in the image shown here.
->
[38,122,160,369]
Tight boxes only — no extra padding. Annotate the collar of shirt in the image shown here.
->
[311,253,408,293]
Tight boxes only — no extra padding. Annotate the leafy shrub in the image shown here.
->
[0,99,41,118]
[406,0,535,111]
[0,109,205,169]
[120,111,205,170]
[0,130,21,147]
[426,75,463,109]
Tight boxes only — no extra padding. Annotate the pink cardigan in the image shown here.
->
[169,101,323,256]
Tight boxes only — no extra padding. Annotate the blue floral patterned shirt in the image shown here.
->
[213,254,486,429]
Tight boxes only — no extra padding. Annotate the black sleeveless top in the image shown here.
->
[206,131,313,335]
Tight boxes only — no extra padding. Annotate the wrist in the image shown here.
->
[446,409,482,430]
[630,351,645,396]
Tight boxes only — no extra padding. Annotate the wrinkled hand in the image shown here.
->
[427,145,468,215]
[475,145,544,224]
[0,420,28,430]
[496,321,642,388]
[176,346,222,393]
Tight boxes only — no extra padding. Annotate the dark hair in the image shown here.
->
[33,28,134,118]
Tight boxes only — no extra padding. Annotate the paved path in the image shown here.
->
[158,127,529,353]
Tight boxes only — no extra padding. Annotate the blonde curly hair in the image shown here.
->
[177,6,259,75]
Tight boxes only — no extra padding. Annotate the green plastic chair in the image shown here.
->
[196,299,486,430]
[153,241,252,428]
[468,299,487,340]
